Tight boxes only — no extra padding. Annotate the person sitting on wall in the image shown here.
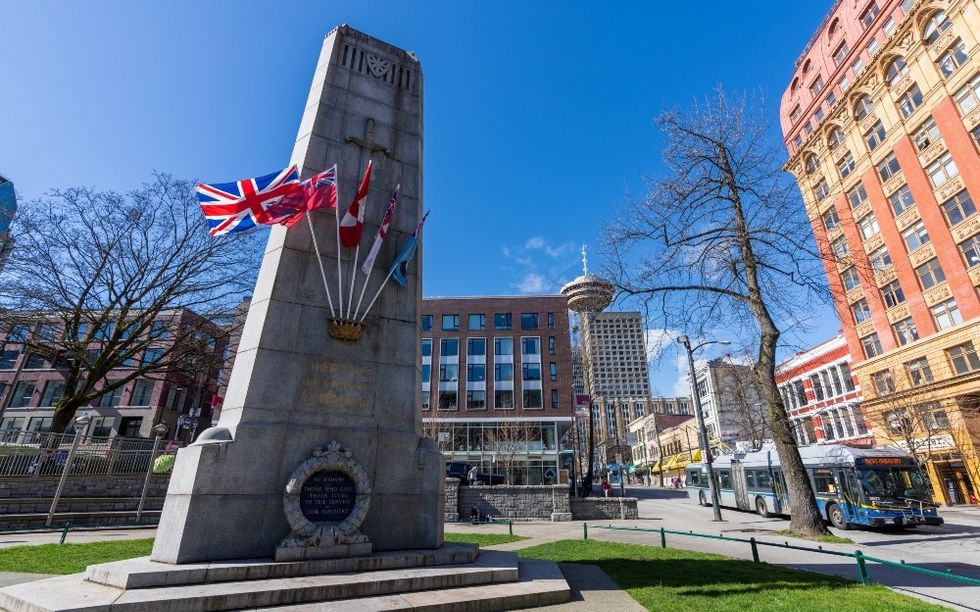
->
[601,479,611,498]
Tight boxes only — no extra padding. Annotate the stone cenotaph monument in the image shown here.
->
[150,24,443,563]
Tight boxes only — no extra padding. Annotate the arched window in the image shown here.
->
[854,95,874,121]
[791,77,800,93]
[829,127,846,150]
[829,18,841,38]
[923,11,951,46]
[886,57,909,86]
[803,59,812,74]
[805,154,819,175]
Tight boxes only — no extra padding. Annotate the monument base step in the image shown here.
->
[260,559,570,611]
[0,550,570,612]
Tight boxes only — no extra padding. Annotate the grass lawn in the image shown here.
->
[443,533,528,546]
[518,540,944,612]
[0,539,154,575]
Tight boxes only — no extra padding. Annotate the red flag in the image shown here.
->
[339,161,373,248]
[282,165,338,228]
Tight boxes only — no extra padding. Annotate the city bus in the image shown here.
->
[685,444,943,529]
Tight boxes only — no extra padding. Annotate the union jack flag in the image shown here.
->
[197,166,304,237]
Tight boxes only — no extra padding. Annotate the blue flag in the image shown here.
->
[388,211,430,287]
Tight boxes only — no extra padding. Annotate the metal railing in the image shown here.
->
[586,524,980,587]
[0,431,170,477]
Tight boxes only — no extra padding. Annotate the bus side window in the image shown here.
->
[745,470,756,489]
[689,470,700,485]
[718,470,732,489]
[756,470,771,489]
[810,468,836,495]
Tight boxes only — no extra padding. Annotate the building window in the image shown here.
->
[468,313,486,331]
[791,105,802,123]
[861,333,883,358]
[9,381,34,408]
[897,84,923,118]
[893,318,919,346]
[858,212,880,240]
[860,2,880,28]
[549,362,558,381]
[438,390,458,410]
[493,337,513,356]
[521,336,540,355]
[833,42,850,66]
[814,178,830,201]
[954,74,980,114]
[548,336,556,353]
[547,312,555,329]
[0,350,18,370]
[880,280,905,308]
[824,206,841,230]
[440,338,459,357]
[864,121,886,151]
[869,245,892,272]
[913,117,941,151]
[923,10,952,45]
[915,258,946,289]
[467,337,486,356]
[887,57,909,86]
[793,135,803,149]
[872,370,896,395]
[941,190,976,226]
[888,184,915,215]
[520,313,539,330]
[130,380,154,406]
[421,338,432,357]
[867,38,879,56]
[827,91,837,107]
[494,362,514,382]
[551,389,559,409]
[466,363,486,382]
[466,390,486,410]
[937,39,969,78]
[522,389,543,409]
[522,362,542,381]
[877,152,901,182]
[959,234,980,268]
[23,353,45,369]
[947,342,980,375]
[804,121,814,135]
[439,363,459,382]
[494,313,512,330]
[421,364,431,384]
[851,298,872,324]
[901,220,930,251]
[926,152,959,188]
[838,152,856,178]
[441,314,459,331]
[494,389,515,409]
[810,75,825,97]
[883,16,896,36]
[805,155,819,175]
[828,127,845,150]
[841,266,861,291]
[906,358,935,386]
[421,391,430,410]
[854,95,874,121]
[39,380,65,407]
[831,236,850,258]
[90,416,113,437]
[932,298,963,330]
[421,315,432,331]
[846,183,868,209]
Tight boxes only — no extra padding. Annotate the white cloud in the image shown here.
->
[501,246,512,257]
[525,236,545,250]
[517,272,549,294]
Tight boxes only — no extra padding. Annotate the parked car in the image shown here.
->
[475,472,506,486]
[445,462,470,483]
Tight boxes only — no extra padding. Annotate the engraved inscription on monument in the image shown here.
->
[300,471,356,523]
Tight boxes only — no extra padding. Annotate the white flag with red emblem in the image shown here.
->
[339,160,373,248]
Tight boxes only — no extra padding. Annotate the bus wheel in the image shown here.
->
[698,491,708,506]
[755,497,770,518]
[827,503,850,530]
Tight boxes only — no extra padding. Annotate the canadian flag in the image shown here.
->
[339,160,373,248]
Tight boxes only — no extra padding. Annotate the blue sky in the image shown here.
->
[0,1,841,395]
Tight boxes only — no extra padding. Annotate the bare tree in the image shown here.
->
[866,378,949,466]
[717,360,770,446]
[0,174,260,433]
[486,420,528,485]
[603,89,831,534]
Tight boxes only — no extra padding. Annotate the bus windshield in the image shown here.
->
[857,467,932,503]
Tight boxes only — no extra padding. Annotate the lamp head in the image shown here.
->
[74,413,92,427]
[152,422,169,436]
[718,340,732,346]
[676,335,689,345]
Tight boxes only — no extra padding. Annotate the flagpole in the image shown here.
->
[305,213,336,318]
[357,267,396,323]
[354,182,399,320]
[334,194,345,319]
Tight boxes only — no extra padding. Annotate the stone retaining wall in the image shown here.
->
[0,475,170,529]
[443,479,637,522]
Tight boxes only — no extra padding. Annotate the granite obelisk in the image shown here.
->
[151,25,443,564]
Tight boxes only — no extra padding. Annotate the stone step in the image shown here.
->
[85,543,479,589]
[0,551,523,612]
[260,559,571,611]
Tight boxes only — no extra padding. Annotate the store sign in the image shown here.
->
[893,434,955,453]
[575,394,591,409]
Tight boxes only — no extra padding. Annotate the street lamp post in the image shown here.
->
[46,413,91,527]
[677,335,730,522]
[137,422,170,522]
